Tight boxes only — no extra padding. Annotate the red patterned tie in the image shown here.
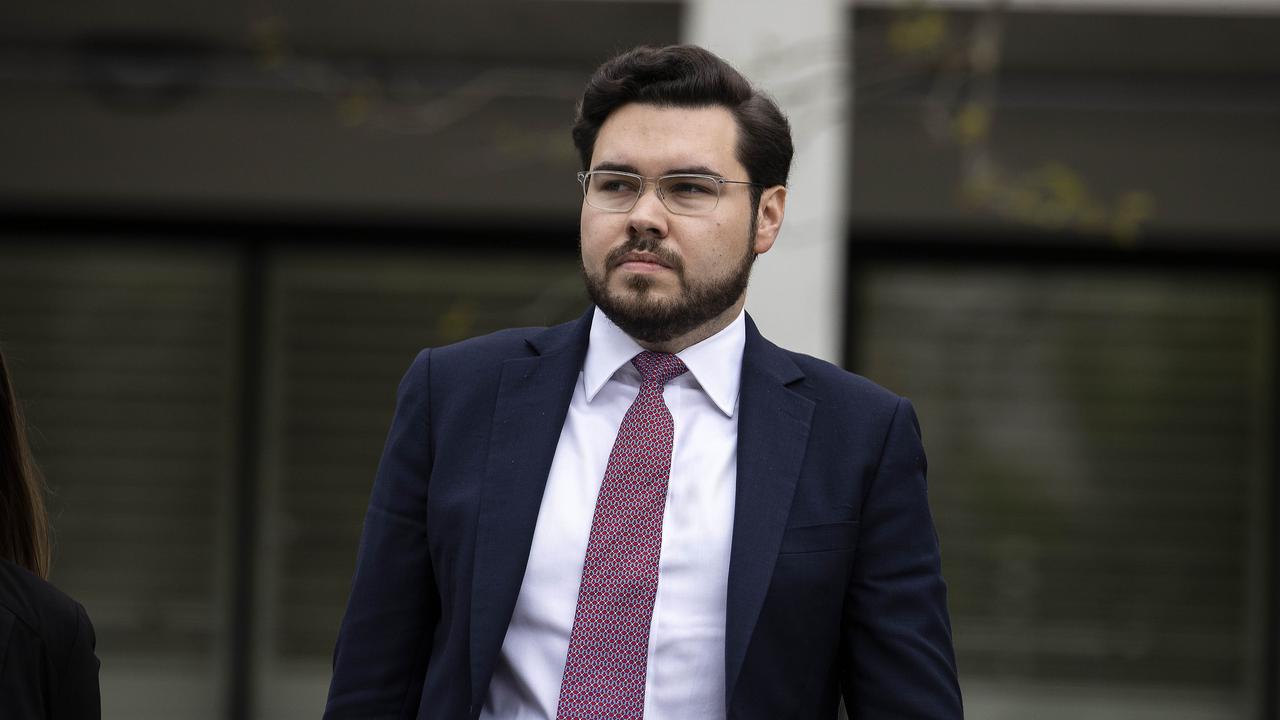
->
[556,351,689,720]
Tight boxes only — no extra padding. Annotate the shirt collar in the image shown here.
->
[583,306,745,417]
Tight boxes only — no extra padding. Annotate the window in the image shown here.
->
[857,265,1273,718]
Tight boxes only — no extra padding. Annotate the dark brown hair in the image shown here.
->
[0,346,50,578]
[571,44,794,212]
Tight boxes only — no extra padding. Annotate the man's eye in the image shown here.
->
[596,179,639,194]
[668,181,714,196]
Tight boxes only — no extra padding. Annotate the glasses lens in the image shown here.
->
[584,172,642,211]
[658,175,720,214]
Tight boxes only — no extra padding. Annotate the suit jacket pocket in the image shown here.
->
[777,520,859,555]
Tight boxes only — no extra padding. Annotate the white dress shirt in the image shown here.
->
[481,307,744,720]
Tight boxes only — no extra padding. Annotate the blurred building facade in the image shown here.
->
[0,1,1276,718]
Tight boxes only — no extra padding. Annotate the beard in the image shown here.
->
[581,233,756,345]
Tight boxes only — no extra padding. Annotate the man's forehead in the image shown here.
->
[590,103,741,175]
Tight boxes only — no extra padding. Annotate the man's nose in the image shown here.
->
[627,181,669,238]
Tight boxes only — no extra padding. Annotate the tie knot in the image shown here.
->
[631,351,688,387]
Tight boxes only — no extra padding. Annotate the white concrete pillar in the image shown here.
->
[685,0,852,363]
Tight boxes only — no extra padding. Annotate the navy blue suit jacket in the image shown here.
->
[325,309,962,719]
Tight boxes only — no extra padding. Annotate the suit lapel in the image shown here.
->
[469,310,592,711]
[724,317,814,706]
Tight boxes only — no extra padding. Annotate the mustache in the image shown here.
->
[604,237,684,273]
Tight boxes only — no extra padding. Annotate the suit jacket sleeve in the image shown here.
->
[841,397,963,718]
[0,564,100,720]
[326,349,439,719]
[51,601,101,720]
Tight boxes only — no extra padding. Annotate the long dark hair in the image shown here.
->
[0,346,50,578]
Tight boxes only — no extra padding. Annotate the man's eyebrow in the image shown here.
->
[666,165,723,177]
[590,161,639,173]
[590,161,726,177]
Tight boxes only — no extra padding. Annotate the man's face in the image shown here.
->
[579,103,776,345]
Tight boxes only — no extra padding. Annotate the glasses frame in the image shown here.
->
[576,170,764,216]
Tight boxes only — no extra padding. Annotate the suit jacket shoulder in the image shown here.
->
[745,318,907,434]
[0,558,101,720]
[405,312,591,427]
[423,311,588,381]
[785,348,901,403]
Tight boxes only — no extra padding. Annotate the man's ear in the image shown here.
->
[752,185,787,255]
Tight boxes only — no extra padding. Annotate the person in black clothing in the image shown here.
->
[0,346,101,718]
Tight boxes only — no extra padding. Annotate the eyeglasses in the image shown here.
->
[577,170,762,216]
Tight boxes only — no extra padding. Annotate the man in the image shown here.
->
[325,45,962,720]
